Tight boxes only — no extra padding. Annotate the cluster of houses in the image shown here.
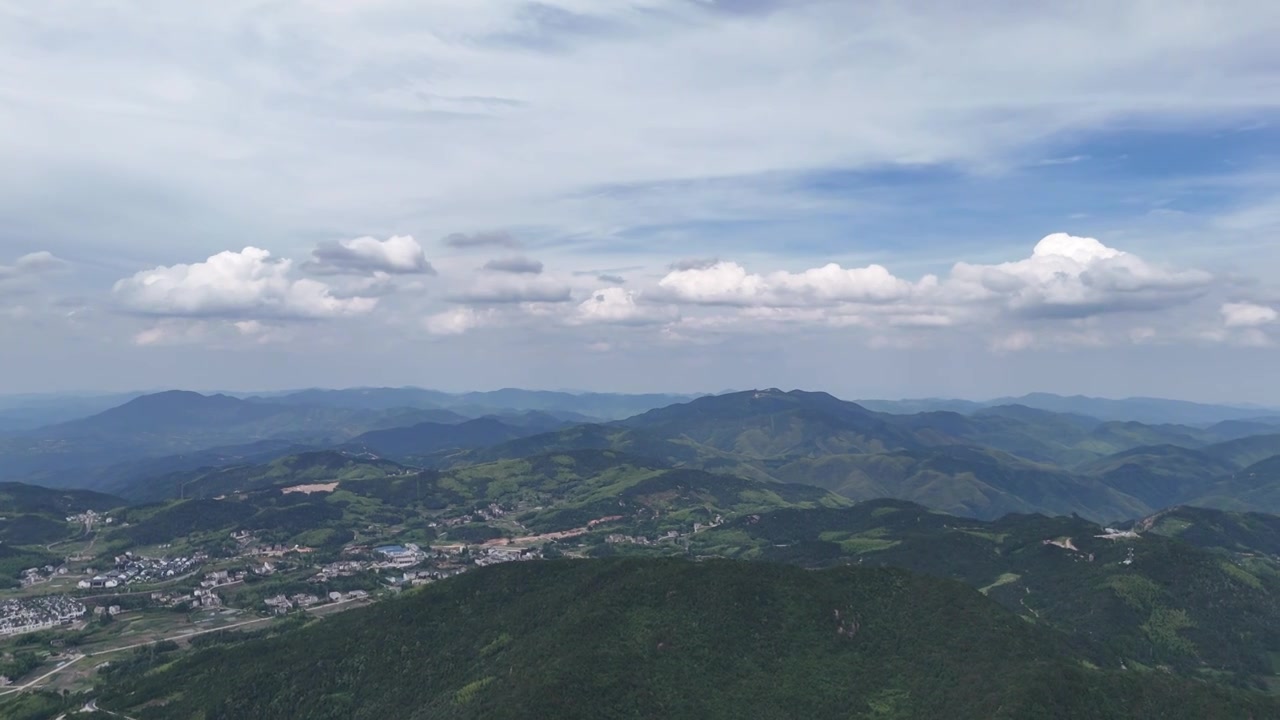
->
[255,543,316,558]
[78,548,206,589]
[144,571,238,608]
[473,545,540,567]
[429,504,508,529]
[374,543,426,568]
[65,510,113,526]
[76,552,207,590]
[0,595,85,636]
[263,589,368,615]
[311,560,367,582]
[20,564,68,588]
[387,568,466,587]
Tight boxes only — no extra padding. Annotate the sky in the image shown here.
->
[2,0,1280,402]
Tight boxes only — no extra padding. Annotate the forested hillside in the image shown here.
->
[94,558,1280,720]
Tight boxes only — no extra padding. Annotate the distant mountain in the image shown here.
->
[252,387,456,410]
[1204,418,1280,442]
[0,392,145,433]
[860,393,1276,425]
[0,391,468,488]
[35,390,280,438]
[92,558,1279,719]
[770,446,1149,521]
[435,391,1224,520]
[1083,445,1238,509]
[262,387,696,420]
[1199,433,1280,469]
[1187,455,1280,513]
[434,424,723,472]
[345,417,560,460]
[620,389,923,457]
[119,450,413,503]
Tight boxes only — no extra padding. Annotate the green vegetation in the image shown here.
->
[93,558,1280,719]
[679,500,1280,680]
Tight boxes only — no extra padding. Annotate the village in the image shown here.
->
[76,552,207,590]
[0,596,86,636]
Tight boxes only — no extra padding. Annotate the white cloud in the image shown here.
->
[306,235,434,275]
[424,306,492,335]
[657,261,920,306]
[113,247,378,319]
[653,234,1211,322]
[947,233,1212,317]
[571,287,670,325]
[1221,302,1277,327]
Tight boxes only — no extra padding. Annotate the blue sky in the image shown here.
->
[1,1,1279,402]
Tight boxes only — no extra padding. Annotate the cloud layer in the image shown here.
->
[99,232,1259,353]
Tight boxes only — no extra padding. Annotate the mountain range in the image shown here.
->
[8,387,1280,523]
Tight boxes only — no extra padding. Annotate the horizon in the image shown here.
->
[2,385,1276,412]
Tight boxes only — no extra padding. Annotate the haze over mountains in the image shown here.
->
[4,387,1280,522]
[10,385,1280,717]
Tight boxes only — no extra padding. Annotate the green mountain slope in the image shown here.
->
[123,450,413,503]
[1084,445,1239,509]
[689,501,1280,680]
[0,481,122,545]
[1201,434,1280,469]
[346,417,554,460]
[1187,455,1280,512]
[771,446,1149,521]
[1136,504,1280,556]
[95,450,849,552]
[621,389,924,456]
[93,558,1279,720]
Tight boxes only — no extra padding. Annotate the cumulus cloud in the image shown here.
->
[482,256,544,274]
[625,232,1232,345]
[1221,302,1277,327]
[113,247,378,319]
[657,260,920,306]
[571,287,671,325]
[305,235,434,275]
[442,231,521,249]
[948,233,1212,317]
[424,307,492,335]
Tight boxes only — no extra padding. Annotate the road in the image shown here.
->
[0,655,83,696]
[0,615,277,698]
[0,598,369,697]
[82,697,137,719]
